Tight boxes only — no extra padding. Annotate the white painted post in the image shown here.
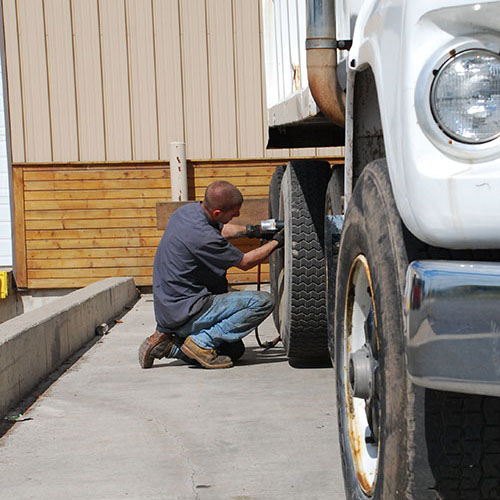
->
[169,142,188,201]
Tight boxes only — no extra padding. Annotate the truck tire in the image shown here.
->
[277,160,331,360]
[335,159,500,499]
[325,165,344,363]
[425,389,500,499]
[335,159,431,498]
[268,165,286,330]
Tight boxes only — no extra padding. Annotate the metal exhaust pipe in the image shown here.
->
[306,0,345,128]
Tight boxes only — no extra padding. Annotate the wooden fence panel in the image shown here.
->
[17,158,342,288]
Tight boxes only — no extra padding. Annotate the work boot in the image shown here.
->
[181,336,233,369]
[138,331,174,369]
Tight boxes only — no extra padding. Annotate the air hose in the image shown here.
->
[255,241,281,349]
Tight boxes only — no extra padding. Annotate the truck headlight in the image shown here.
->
[430,49,500,144]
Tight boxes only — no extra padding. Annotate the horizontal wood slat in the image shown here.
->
[27,247,157,259]
[24,199,160,210]
[26,237,160,250]
[27,270,270,289]
[26,228,162,240]
[26,264,269,279]
[24,189,171,201]
[25,208,157,220]
[25,218,157,231]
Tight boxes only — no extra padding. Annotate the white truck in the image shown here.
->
[262,1,500,498]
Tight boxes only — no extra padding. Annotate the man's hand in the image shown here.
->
[272,228,285,248]
[236,229,285,271]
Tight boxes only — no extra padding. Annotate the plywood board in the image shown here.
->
[156,198,268,230]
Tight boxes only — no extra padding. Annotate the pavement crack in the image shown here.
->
[147,413,200,499]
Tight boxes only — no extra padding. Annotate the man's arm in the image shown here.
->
[234,232,283,271]
[221,223,246,239]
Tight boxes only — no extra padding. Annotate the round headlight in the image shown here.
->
[430,49,500,144]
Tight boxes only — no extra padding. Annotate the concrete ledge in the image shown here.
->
[0,277,139,418]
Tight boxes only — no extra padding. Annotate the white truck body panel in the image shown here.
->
[262,0,319,126]
[263,0,500,249]
[350,0,500,248]
[262,0,362,126]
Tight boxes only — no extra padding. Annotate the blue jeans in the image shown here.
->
[166,291,274,359]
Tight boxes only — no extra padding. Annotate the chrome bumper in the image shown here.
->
[404,260,500,397]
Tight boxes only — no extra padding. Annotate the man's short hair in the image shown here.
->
[204,181,243,212]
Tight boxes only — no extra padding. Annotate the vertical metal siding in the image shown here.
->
[234,0,265,159]
[2,0,340,163]
[17,0,52,162]
[72,0,106,161]
[207,0,237,159]
[99,0,132,161]
[44,0,79,161]
[126,0,158,160]
[179,0,211,159]
[153,0,184,159]
[1,0,24,163]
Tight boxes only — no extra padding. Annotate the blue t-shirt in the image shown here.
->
[153,202,244,329]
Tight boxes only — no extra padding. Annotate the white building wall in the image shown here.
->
[0,55,11,266]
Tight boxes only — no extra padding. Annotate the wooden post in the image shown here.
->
[169,142,187,201]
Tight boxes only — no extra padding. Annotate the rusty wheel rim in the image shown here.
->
[344,254,380,496]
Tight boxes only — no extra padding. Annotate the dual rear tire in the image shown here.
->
[268,160,330,360]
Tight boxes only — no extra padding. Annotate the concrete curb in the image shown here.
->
[0,277,139,418]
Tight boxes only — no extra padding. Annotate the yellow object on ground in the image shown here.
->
[0,271,8,298]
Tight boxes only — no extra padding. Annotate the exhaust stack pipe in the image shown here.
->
[306,0,345,128]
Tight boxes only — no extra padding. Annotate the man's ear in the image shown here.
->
[212,209,222,219]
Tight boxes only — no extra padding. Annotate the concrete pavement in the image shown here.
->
[0,292,346,500]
